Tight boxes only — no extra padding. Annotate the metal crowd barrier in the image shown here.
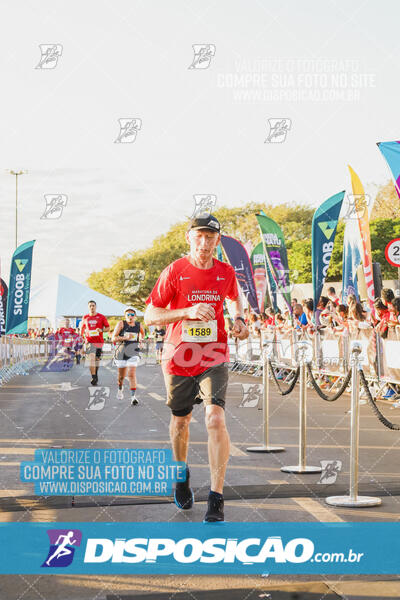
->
[230,325,400,395]
[0,336,49,385]
[229,336,263,375]
[380,326,400,385]
[237,332,394,510]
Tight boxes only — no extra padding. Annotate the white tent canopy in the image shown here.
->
[29,274,143,327]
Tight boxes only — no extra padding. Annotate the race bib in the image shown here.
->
[182,320,217,343]
[124,332,138,341]
[87,328,99,337]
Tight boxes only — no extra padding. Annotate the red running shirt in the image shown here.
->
[81,313,109,344]
[58,327,76,346]
[146,257,239,376]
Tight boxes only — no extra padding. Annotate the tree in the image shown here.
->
[87,200,400,307]
[88,202,314,308]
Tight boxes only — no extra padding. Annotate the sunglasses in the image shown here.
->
[126,313,136,317]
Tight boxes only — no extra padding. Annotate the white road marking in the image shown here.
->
[293,497,344,522]
[148,392,165,402]
[229,443,247,457]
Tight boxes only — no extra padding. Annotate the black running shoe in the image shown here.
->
[174,466,194,510]
[131,396,138,406]
[203,494,224,523]
[91,375,98,386]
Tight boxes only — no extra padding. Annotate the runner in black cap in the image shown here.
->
[144,214,248,522]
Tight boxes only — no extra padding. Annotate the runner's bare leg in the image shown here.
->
[89,352,96,376]
[205,404,230,494]
[118,366,127,388]
[170,414,192,462]
[127,366,137,388]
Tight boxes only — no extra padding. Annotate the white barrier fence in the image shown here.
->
[229,326,400,391]
[0,336,50,385]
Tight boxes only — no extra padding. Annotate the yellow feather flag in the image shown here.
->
[348,165,375,310]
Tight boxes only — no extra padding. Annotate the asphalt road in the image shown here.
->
[0,358,399,599]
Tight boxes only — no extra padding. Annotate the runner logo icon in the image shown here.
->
[114,118,142,143]
[239,383,262,408]
[35,44,63,69]
[42,529,82,568]
[192,194,217,218]
[188,45,216,70]
[265,118,291,143]
[318,460,342,485]
[41,194,68,220]
[122,269,145,294]
[86,387,109,411]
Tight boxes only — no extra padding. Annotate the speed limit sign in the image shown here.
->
[385,238,400,267]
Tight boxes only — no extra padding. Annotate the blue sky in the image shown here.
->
[0,0,399,287]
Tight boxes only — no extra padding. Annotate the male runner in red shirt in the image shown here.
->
[58,319,76,348]
[58,318,78,363]
[144,214,249,522]
[80,300,110,386]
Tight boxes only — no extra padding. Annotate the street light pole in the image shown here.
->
[8,170,27,250]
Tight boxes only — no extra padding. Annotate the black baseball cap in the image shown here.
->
[189,214,221,233]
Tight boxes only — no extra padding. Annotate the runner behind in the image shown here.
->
[154,326,166,363]
[112,307,144,405]
[73,327,84,364]
[59,319,76,353]
[80,300,110,386]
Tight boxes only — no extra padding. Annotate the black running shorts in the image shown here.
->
[163,362,229,416]
[85,343,103,360]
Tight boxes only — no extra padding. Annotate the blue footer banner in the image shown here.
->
[0,522,398,574]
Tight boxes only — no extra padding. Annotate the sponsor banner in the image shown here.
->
[377,140,400,200]
[220,235,260,314]
[250,242,277,312]
[255,214,292,312]
[348,166,375,311]
[0,522,397,574]
[311,191,344,310]
[342,212,361,303]
[250,242,267,313]
[243,240,253,257]
[258,209,278,311]
[5,240,35,335]
[0,277,8,337]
